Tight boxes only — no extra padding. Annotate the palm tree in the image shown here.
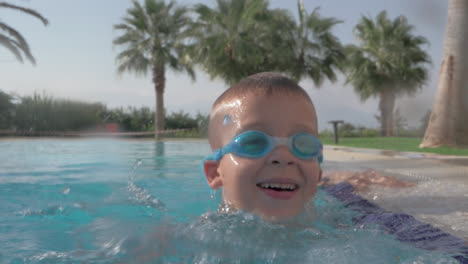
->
[190,0,294,85]
[346,11,430,136]
[0,1,48,65]
[191,0,344,87]
[113,0,194,138]
[420,0,468,148]
[191,0,345,142]
[287,0,345,86]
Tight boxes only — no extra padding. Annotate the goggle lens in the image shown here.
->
[206,131,322,162]
[293,133,321,157]
[238,132,269,155]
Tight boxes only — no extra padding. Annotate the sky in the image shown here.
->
[0,0,448,131]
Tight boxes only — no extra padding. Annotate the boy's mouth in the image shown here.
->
[256,182,299,200]
[256,183,298,191]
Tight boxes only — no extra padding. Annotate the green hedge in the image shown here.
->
[14,93,105,132]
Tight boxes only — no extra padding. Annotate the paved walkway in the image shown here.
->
[322,145,468,241]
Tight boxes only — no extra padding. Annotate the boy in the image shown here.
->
[203,72,323,222]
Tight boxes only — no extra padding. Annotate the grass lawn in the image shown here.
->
[321,136,468,156]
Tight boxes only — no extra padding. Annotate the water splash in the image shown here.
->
[129,159,143,182]
[62,187,70,195]
[127,159,167,212]
[18,205,65,217]
[134,159,143,170]
[127,181,167,211]
[209,189,217,200]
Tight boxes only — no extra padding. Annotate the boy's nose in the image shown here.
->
[267,146,296,166]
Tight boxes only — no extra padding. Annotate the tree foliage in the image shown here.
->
[346,11,430,100]
[165,110,198,130]
[113,0,194,78]
[190,0,291,84]
[14,93,105,132]
[0,90,15,129]
[190,0,344,86]
[287,1,345,86]
[103,106,154,132]
[0,2,48,65]
[1,90,210,136]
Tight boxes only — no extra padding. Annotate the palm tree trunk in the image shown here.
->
[152,65,166,140]
[420,0,468,148]
[379,89,396,136]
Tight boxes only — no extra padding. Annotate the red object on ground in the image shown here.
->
[105,123,119,133]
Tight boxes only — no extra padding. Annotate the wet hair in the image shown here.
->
[212,72,312,108]
[208,72,317,148]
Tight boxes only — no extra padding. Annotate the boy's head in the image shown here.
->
[203,72,322,221]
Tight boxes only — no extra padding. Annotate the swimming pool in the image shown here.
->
[0,138,466,263]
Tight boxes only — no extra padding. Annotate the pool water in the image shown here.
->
[0,139,463,263]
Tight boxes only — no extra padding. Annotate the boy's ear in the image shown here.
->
[203,160,223,190]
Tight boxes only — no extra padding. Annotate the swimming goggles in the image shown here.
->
[204,130,323,163]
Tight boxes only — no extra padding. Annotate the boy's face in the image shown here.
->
[204,93,322,221]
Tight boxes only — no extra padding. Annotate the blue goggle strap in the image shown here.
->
[204,148,224,161]
[318,147,324,164]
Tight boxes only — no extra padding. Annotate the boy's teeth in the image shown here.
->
[258,183,297,191]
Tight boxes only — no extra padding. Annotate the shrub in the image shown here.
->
[338,122,359,137]
[195,112,209,137]
[0,90,15,129]
[14,93,105,132]
[165,110,198,130]
[319,129,334,138]
[102,107,154,132]
[359,128,379,137]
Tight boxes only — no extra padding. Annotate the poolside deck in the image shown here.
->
[323,145,468,242]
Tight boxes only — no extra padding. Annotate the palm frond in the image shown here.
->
[0,22,34,63]
[0,34,23,62]
[115,47,150,76]
[0,2,47,64]
[0,2,48,25]
[286,3,344,85]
